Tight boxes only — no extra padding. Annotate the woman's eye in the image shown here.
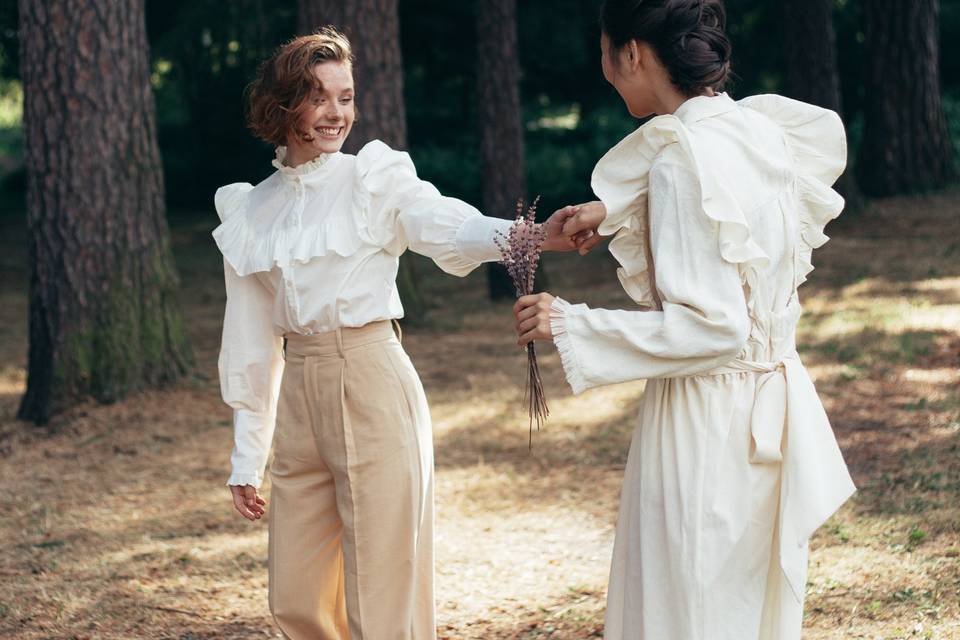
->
[340,97,353,104]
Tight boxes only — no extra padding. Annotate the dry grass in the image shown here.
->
[0,188,958,639]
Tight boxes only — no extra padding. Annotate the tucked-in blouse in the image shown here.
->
[213,140,512,487]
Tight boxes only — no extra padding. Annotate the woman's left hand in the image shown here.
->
[514,292,556,346]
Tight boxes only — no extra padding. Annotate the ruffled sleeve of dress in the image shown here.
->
[353,140,513,276]
[214,183,284,489]
[739,94,847,287]
[590,119,674,310]
[551,116,757,394]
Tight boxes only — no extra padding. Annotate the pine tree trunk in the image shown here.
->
[477,0,528,300]
[17,0,192,424]
[780,0,863,210]
[858,0,955,196]
[298,0,407,153]
[781,0,843,111]
[298,0,425,320]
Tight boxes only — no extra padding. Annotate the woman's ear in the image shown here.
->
[626,39,642,73]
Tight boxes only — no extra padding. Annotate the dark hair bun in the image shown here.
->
[601,0,732,96]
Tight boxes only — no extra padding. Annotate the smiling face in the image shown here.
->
[288,61,355,156]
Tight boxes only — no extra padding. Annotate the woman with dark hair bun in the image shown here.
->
[513,1,855,638]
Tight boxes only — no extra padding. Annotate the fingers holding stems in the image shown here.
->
[513,292,556,346]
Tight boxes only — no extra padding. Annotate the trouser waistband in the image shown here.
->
[283,320,399,358]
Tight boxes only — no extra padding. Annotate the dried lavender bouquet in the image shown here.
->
[495,196,549,448]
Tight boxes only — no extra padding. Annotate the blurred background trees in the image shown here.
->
[858,0,955,195]
[4,0,956,212]
[477,0,528,299]
[2,0,959,420]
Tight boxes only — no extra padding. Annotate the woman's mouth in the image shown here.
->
[314,125,343,139]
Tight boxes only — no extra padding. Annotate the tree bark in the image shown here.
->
[781,0,843,112]
[858,0,955,196]
[298,0,407,153]
[298,0,425,319]
[477,0,528,300]
[17,0,192,424]
[779,0,863,210]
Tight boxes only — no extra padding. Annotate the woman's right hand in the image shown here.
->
[230,484,266,521]
[560,201,607,255]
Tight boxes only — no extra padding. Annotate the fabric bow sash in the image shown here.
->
[708,351,856,603]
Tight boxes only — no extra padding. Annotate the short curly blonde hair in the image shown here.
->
[246,27,353,146]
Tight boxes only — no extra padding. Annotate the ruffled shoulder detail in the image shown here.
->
[591,114,769,308]
[738,94,846,185]
[591,118,682,309]
[214,183,254,222]
[212,164,366,276]
[351,139,419,249]
[739,94,847,285]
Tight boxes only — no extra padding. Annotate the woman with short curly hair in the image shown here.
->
[214,27,575,640]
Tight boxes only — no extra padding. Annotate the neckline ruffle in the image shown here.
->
[271,146,336,176]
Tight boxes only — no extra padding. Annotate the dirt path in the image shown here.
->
[1,190,958,639]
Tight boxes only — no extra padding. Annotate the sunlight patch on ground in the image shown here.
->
[2,191,959,638]
[0,365,24,395]
[431,380,645,437]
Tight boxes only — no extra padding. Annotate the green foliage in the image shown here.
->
[146,0,297,207]
[0,78,22,186]
[1,0,959,206]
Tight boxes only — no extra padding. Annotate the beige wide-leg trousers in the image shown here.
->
[268,321,436,640]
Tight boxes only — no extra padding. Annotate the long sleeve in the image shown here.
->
[551,160,750,394]
[398,198,514,275]
[219,259,284,488]
[355,140,513,276]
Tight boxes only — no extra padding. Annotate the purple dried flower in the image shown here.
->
[495,196,549,448]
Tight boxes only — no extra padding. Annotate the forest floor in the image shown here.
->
[0,188,958,640]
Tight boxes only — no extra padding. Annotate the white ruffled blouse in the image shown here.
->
[213,140,512,487]
[548,92,856,617]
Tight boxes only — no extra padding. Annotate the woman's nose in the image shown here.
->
[322,102,342,120]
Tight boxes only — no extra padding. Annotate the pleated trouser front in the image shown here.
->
[268,320,436,640]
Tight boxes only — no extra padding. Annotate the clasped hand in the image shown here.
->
[515,201,606,346]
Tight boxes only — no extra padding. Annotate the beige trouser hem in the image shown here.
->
[268,320,436,640]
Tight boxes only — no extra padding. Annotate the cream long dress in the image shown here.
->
[549,93,856,640]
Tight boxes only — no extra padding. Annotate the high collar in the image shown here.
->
[272,146,337,178]
[672,92,737,126]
